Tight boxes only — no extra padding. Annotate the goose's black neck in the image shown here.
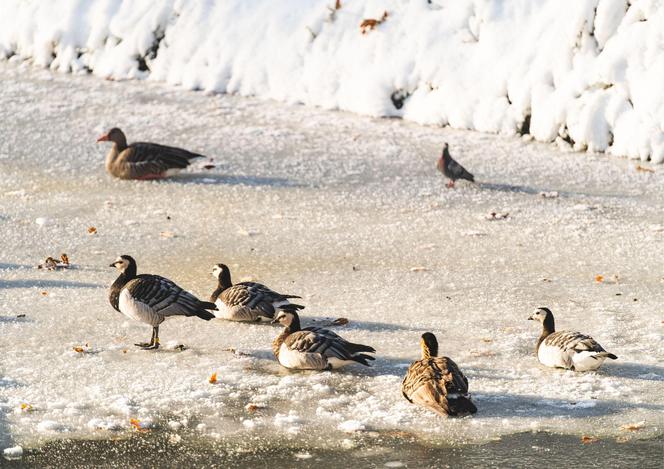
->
[536,314,555,351]
[109,267,136,311]
[218,268,232,290]
[288,315,302,332]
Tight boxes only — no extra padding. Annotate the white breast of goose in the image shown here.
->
[537,342,571,369]
[214,299,258,321]
[118,289,164,326]
[278,343,328,370]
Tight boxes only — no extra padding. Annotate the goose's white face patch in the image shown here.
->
[113,257,129,270]
[212,266,221,279]
[529,309,547,322]
[275,312,295,326]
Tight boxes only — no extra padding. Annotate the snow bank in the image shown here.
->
[1,0,664,162]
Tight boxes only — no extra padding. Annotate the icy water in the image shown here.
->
[0,61,663,466]
[3,432,663,468]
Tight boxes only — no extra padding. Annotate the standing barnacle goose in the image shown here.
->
[96,128,205,180]
[210,263,304,322]
[528,307,618,371]
[109,255,216,349]
[271,311,375,370]
[401,333,477,417]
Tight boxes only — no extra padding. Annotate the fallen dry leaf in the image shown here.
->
[209,372,218,384]
[41,291,48,296]
[87,226,97,235]
[73,346,85,353]
[20,403,33,412]
[620,421,645,432]
[360,11,389,34]
[245,403,265,413]
[410,266,429,272]
[203,164,216,170]
[485,211,510,221]
[636,165,654,173]
[130,418,148,432]
[595,275,604,283]
[38,254,70,270]
[331,317,349,326]
[481,338,493,343]
[581,435,599,444]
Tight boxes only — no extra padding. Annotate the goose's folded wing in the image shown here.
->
[221,283,283,317]
[402,358,467,397]
[126,275,205,317]
[546,331,605,353]
[285,331,354,360]
[129,142,204,165]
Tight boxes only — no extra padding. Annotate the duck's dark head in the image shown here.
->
[420,332,438,359]
[96,127,127,148]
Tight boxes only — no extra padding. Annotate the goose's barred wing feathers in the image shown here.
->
[545,331,608,354]
[220,282,304,318]
[126,275,215,320]
[284,330,375,362]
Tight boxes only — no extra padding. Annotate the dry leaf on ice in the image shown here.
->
[209,372,218,384]
[73,346,85,353]
[87,226,97,235]
[635,165,654,173]
[130,418,148,432]
[245,403,266,413]
[581,435,599,444]
[595,275,604,283]
[620,421,645,432]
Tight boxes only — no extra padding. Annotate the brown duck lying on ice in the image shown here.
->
[96,127,205,180]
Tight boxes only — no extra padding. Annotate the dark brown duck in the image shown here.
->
[97,127,205,180]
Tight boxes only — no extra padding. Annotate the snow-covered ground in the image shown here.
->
[1,62,663,457]
[2,0,664,162]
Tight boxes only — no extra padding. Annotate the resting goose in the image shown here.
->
[401,332,477,417]
[271,311,375,370]
[210,264,304,321]
[436,143,475,188]
[109,255,216,349]
[97,127,205,180]
[528,307,618,371]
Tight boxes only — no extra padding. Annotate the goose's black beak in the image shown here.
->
[109,262,117,268]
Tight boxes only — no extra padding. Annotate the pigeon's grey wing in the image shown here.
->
[446,157,474,182]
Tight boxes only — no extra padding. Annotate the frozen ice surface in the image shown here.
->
[0,62,663,452]
[2,0,664,161]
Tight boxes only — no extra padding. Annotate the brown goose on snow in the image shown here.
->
[401,332,477,417]
[96,128,205,180]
